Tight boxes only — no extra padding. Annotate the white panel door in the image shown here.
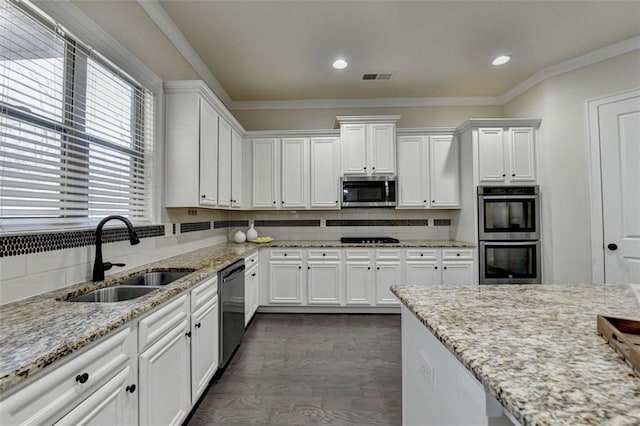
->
[345,261,374,305]
[199,98,218,206]
[281,138,309,208]
[477,128,506,184]
[600,95,640,283]
[341,124,367,175]
[375,261,402,305]
[508,127,536,182]
[269,261,304,304]
[252,138,279,208]
[405,261,441,285]
[397,136,427,207]
[307,262,342,305]
[429,135,459,207]
[218,118,232,207]
[231,128,243,208]
[368,123,396,175]
[441,262,475,285]
[310,137,340,209]
[138,318,191,426]
[190,296,219,403]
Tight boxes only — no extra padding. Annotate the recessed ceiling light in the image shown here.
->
[491,55,511,66]
[332,59,348,69]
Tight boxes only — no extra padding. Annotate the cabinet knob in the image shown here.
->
[281,201,284,204]
[368,267,371,270]
[335,200,338,204]
[126,384,136,393]
[273,201,276,204]
[456,253,460,257]
[307,266,310,270]
[186,331,192,337]
[423,200,427,203]
[435,266,438,270]
[201,194,206,198]
[512,173,516,177]
[75,373,89,384]
[284,253,287,256]
[607,243,618,251]
[376,267,380,270]
[298,266,302,270]
[322,253,326,256]
[251,273,256,277]
[420,253,424,257]
[364,167,367,170]
[444,266,448,270]
[372,167,375,170]
[195,322,202,328]
[432,200,435,203]
[502,174,506,177]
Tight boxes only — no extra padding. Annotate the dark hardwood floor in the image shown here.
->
[188,313,402,426]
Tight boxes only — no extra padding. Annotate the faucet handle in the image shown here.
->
[103,262,126,271]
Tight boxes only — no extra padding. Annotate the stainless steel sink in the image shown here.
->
[117,270,193,286]
[67,286,158,303]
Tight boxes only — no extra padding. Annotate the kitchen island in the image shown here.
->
[392,283,640,425]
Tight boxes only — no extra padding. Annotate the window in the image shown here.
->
[0,0,154,230]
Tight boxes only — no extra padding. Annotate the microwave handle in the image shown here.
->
[385,180,389,201]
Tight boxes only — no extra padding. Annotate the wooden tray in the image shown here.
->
[597,315,640,373]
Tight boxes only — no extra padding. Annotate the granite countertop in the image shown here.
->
[391,283,640,425]
[0,238,471,394]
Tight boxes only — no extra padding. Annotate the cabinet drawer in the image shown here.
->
[307,249,341,260]
[191,275,217,312]
[375,249,402,260]
[245,251,259,268]
[139,294,189,352]
[0,327,134,425]
[441,249,473,261]
[269,249,303,260]
[344,249,372,260]
[405,249,439,261]
[245,265,258,280]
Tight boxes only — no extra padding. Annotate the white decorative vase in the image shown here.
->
[247,224,258,241]
[233,230,246,243]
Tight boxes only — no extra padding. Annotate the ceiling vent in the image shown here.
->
[362,73,392,80]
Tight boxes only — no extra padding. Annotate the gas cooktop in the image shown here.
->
[340,237,400,244]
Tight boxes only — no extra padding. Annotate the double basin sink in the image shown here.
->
[67,270,194,303]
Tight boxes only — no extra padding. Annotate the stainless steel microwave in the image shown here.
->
[341,176,397,208]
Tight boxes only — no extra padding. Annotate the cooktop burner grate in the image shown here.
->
[340,237,400,244]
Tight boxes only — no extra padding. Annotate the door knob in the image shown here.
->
[607,243,618,251]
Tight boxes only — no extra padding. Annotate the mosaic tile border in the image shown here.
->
[254,220,321,227]
[179,222,211,233]
[326,219,429,227]
[0,225,165,258]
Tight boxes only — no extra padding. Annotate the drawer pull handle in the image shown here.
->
[126,384,136,393]
[75,373,89,384]
[195,322,202,328]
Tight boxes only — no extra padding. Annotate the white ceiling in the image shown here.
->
[155,1,640,104]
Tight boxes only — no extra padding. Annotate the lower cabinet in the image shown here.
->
[268,250,305,304]
[190,294,219,403]
[404,249,474,286]
[245,266,259,325]
[344,256,374,305]
[374,261,403,305]
[307,261,342,305]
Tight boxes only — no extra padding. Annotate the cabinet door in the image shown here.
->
[375,261,402,305]
[231,128,243,208]
[341,124,367,175]
[310,137,340,209]
[368,123,396,175]
[252,138,279,208]
[508,128,536,182]
[217,118,232,207]
[405,261,441,285]
[429,135,459,207]
[55,367,136,426]
[139,317,191,426]
[441,261,474,285]
[245,268,259,326]
[199,98,219,205]
[397,136,427,207]
[477,128,506,184]
[281,138,309,208]
[344,261,374,305]
[307,261,342,305]
[268,261,304,304]
[191,296,219,403]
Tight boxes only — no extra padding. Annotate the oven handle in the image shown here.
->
[480,241,540,247]
[479,195,538,201]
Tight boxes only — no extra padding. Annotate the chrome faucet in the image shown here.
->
[92,215,140,281]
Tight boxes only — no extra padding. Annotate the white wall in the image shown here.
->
[504,50,640,283]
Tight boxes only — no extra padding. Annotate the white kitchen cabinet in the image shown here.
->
[252,138,279,208]
[245,251,260,325]
[310,137,341,209]
[164,83,219,207]
[218,117,232,207]
[403,249,475,285]
[441,261,474,285]
[268,250,305,304]
[397,134,459,208]
[478,127,536,184]
[306,250,342,305]
[231,128,243,208]
[338,116,399,176]
[138,295,191,426]
[190,295,218,403]
[0,328,137,426]
[405,261,441,285]
[281,138,309,208]
[374,249,403,305]
[344,249,374,305]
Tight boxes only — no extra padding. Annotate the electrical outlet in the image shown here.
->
[418,351,435,388]
[188,209,198,216]
[320,219,326,227]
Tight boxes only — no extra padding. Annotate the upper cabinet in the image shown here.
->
[281,138,310,208]
[458,119,540,186]
[230,129,243,208]
[337,116,400,176]
[397,134,459,208]
[252,138,280,209]
[164,81,244,209]
[310,137,340,209]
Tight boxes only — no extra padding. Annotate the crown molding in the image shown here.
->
[396,127,457,136]
[138,0,640,111]
[136,0,233,107]
[456,118,542,134]
[244,129,341,139]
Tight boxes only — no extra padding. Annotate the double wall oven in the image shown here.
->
[478,186,541,284]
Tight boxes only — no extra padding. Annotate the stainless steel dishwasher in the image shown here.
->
[218,259,245,368]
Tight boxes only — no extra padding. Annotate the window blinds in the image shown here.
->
[0,0,154,230]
